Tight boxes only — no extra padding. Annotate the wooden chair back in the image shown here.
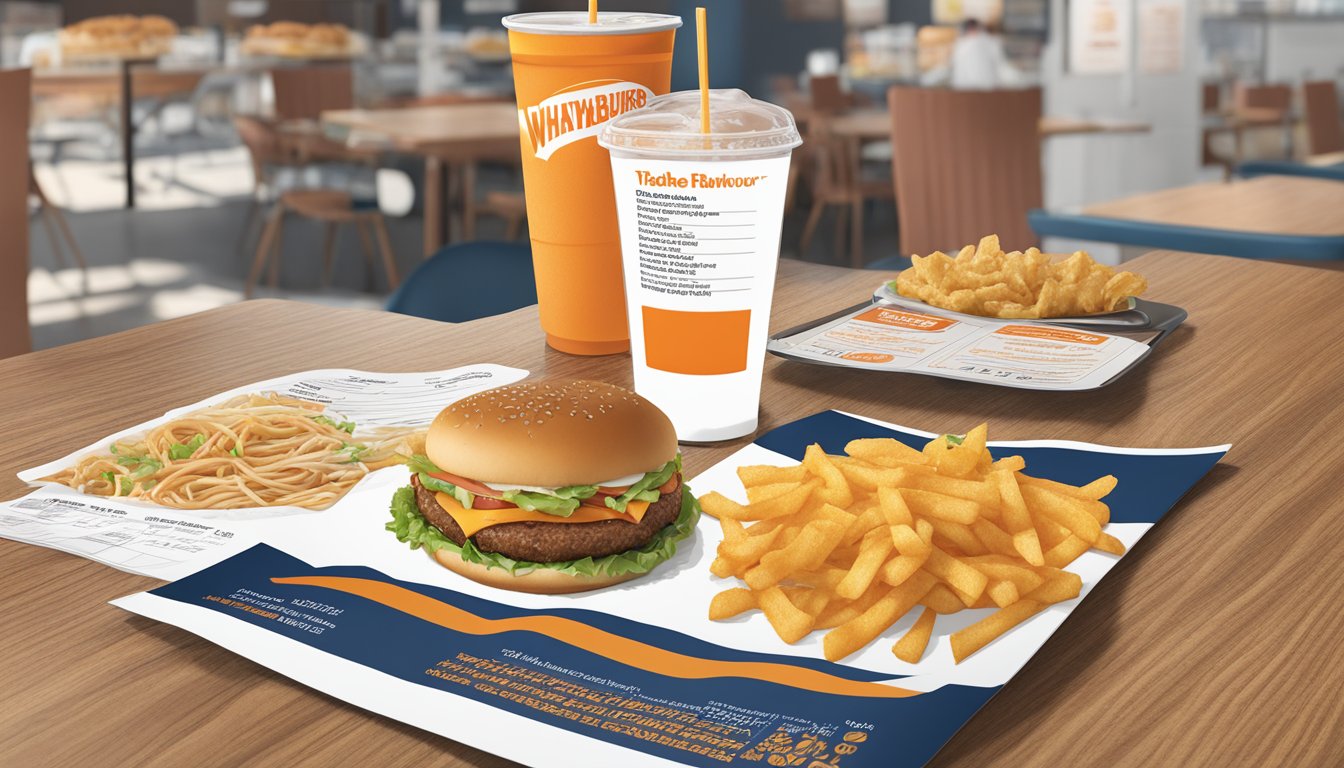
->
[0,68,31,359]
[1235,83,1292,116]
[887,85,1042,255]
[233,115,287,189]
[810,75,847,113]
[1202,82,1221,114]
[806,119,856,200]
[271,65,353,121]
[1302,80,1343,155]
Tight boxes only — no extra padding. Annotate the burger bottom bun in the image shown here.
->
[431,548,641,594]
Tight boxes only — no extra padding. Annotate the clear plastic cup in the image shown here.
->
[599,89,802,442]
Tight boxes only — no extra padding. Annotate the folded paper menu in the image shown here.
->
[769,298,1183,391]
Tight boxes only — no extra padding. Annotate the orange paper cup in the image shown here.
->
[503,11,681,356]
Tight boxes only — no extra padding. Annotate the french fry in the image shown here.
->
[745,520,845,590]
[719,517,746,542]
[892,608,937,663]
[746,482,806,504]
[951,600,1046,663]
[823,572,935,661]
[889,524,931,557]
[926,517,988,556]
[758,586,815,643]
[920,584,967,614]
[699,480,818,521]
[737,464,807,487]
[836,461,908,492]
[1026,572,1082,604]
[1095,532,1126,555]
[1043,535,1092,568]
[971,518,1019,559]
[841,505,886,547]
[880,554,927,586]
[836,529,895,600]
[709,587,756,619]
[903,488,982,525]
[905,473,1000,508]
[987,580,1020,608]
[781,586,832,617]
[718,525,784,564]
[704,423,1126,665]
[877,486,914,526]
[922,547,989,603]
[803,444,854,507]
[1022,485,1102,545]
[844,438,926,465]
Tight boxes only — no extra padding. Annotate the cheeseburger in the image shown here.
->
[386,379,699,594]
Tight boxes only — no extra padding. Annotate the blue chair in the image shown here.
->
[864,254,911,271]
[386,241,538,322]
[1236,160,1344,183]
[1028,209,1344,262]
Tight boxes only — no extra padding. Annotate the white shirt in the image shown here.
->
[950,32,1019,90]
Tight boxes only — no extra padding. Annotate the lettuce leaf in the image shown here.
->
[605,455,682,513]
[168,434,206,460]
[416,472,474,509]
[313,415,356,433]
[385,483,701,579]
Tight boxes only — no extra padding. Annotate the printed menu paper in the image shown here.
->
[771,302,1152,390]
[0,365,528,579]
[110,411,1227,768]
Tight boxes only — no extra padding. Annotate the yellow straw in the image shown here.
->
[589,0,598,24]
[697,7,710,136]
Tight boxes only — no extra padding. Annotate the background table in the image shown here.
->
[322,103,520,255]
[1085,175,1344,235]
[828,108,1151,141]
[3,253,1344,766]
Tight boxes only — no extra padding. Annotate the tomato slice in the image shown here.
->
[657,473,680,494]
[423,470,519,510]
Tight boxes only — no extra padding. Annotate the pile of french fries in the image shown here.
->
[700,425,1125,664]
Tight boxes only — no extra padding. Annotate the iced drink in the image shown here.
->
[502,12,681,356]
[599,89,802,441]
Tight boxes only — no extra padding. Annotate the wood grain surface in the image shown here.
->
[828,108,1150,140]
[1085,175,1344,235]
[2,253,1344,767]
[322,103,520,156]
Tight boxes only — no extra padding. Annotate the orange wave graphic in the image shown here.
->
[272,575,919,700]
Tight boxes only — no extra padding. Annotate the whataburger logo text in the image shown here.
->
[522,80,652,161]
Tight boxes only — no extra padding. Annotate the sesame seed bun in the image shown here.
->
[425,379,678,487]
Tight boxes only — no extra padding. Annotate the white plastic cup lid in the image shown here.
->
[599,89,803,158]
[502,12,682,35]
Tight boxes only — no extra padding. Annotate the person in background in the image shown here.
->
[947,18,1021,89]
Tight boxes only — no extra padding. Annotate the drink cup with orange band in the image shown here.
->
[600,90,802,441]
[502,11,681,356]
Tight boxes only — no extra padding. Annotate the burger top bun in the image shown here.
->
[426,379,677,488]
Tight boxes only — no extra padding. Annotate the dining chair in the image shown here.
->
[385,241,537,323]
[0,68,31,359]
[269,65,373,166]
[809,75,849,114]
[1302,81,1343,156]
[798,119,893,268]
[887,85,1042,256]
[30,166,86,290]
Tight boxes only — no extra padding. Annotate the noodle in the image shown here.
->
[43,393,426,510]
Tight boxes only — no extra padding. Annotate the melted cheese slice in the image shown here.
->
[435,492,650,538]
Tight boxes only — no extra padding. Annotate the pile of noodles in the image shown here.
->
[43,393,424,510]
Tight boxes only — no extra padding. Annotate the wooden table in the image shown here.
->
[3,253,1344,766]
[34,63,211,209]
[827,108,1151,141]
[1085,175,1344,236]
[1306,149,1344,167]
[322,103,520,256]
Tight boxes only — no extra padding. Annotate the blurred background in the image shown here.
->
[1,0,1341,353]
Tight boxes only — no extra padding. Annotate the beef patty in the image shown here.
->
[413,474,684,564]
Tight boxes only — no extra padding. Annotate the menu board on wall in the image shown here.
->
[1137,0,1183,73]
[1068,0,1132,74]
